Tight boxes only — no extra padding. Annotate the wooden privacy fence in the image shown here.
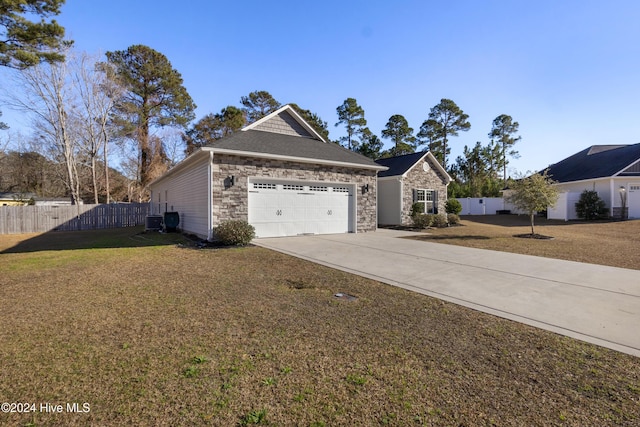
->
[0,203,150,234]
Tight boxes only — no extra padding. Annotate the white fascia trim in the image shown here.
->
[242,105,289,131]
[399,178,404,224]
[401,152,429,178]
[400,151,452,183]
[612,158,640,176]
[205,147,388,171]
[552,176,611,186]
[241,104,327,142]
[148,149,210,187]
[610,179,615,216]
[207,151,214,241]
[378,175,402,181]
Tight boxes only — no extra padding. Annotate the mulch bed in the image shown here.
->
[513,233,555,240]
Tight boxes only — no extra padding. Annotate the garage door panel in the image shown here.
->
[248,180,354,238]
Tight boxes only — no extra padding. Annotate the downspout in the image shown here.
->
[610,178,615,218]
[398,177,404,225]
[374,176,378,231]
[207,151,214,241]
[354,182,358,234]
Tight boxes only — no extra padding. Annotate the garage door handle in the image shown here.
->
[276,210,282,216]
[327,210,332,215]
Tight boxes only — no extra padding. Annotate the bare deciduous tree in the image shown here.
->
[4,51,82,205]
[71,52,122,203]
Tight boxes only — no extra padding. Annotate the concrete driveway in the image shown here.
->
[255,229,640,357]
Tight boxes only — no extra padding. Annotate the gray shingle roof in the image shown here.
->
[208,130,383,169]
[375,151,428,177]
[543,143,640,183]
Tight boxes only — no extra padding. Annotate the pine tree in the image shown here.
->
[105,45,196,194]
[0,0,67,69]
[335,98,366,151]
[489,114,521,182]
[240,90,280,123]
[381,114,416,156]
[417,99,470,169]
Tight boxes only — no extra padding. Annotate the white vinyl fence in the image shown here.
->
[456,197,525,215]
[546,192,581,221]
[0,203,149,234]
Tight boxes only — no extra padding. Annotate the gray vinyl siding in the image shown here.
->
[150,158,210,238]
[253,110,313,138]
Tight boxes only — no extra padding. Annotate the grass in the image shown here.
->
[405,215,640,270]
[0,226,639,426]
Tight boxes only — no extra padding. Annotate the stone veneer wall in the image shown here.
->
[212,154,378,233]
[400,157,448,225]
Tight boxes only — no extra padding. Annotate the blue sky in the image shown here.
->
[3,0,640,175]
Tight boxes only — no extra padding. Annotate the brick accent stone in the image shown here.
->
[400,156,448,225]
[212,154,377,232]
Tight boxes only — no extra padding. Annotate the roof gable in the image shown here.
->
[376,151,451,182]
[242,105,326,142]
[620,159,640,175]
[150,106,387,187]
[543,143,640,182]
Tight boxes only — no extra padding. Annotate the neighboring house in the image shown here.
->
[543,143,640,219]
[0,192,35,206]
[0,193,83,206]
[34,197,82,206]
[375,151,451,225]
[149,105,387,239]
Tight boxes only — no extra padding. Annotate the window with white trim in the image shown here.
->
[414,189,437,214]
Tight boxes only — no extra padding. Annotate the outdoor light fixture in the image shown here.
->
[229,175,235,186]
[620,185,627,219]
[363,183,369,193]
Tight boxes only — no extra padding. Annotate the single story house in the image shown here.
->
[375,151,451,225]
[149,105,387,239]
[0,192,36,206]
[543,143,640,219]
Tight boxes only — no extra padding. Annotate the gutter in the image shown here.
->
[208,151,214,241]
[205,147,388,172]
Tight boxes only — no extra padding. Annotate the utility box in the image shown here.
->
[145,215,163,231]
[163,212,180,232]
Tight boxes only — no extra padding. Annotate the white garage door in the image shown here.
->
[248,180,354,238]
[628,184,640,219]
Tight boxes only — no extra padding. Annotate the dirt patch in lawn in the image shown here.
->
[404,215,640,270]
[0,228,639,426]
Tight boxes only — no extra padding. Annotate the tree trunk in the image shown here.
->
[103,127,110,204]
[138,109,151,195]
[529,212,535,235]
[442,135,448,169]
[503,143,507,183]
[91,155,99,204]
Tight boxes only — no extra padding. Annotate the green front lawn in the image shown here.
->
[0,228,638,426]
